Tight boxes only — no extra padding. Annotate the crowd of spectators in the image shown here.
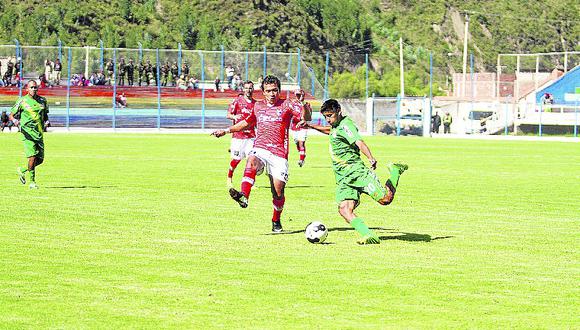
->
[1,58,260,94]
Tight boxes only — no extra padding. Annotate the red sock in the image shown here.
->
[272,197,285,222]
[299,146,306,161]
[241,167,257,198]
[228,159,241,178]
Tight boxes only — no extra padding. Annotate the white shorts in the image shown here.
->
[249,147,289,183]
[230,138,255,160]
[292,129,308,142]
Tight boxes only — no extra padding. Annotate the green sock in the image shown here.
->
[350,217,373,237]
[387,165,401,189]
[29,169,35,182]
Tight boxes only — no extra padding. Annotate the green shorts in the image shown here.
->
[22,138,44,159]
[335,166,386,204]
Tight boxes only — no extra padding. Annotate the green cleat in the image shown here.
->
[29,182,39,190]
[389,163,409,175]
[17,167,26,185]
[357,234,381,245]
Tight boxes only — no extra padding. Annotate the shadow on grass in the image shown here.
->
[379,233,454,242]
[45,185,115,189]
[265,227,453,242]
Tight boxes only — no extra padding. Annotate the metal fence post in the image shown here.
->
[138,42,143,62]
[220,45,224,83]
[245,51,249,81]
[13,39,22,97]
[178,43,182,77]
[201,51,205,129]
[296,48,301,87]
[112,48,117,130]
[156,48,161,129]
[324,51,329,100]
[58,39,62,64]
[66,47,72,130]
[263,45,267,78]
[309,67,315,96]
[539,98,543,137]
[99,39,104,71]
[365,53,369,100]
[396,93,401,136]
[574,100,578,138]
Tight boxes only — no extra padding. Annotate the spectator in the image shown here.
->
[214,77,221,92]
[225,65,235,88]
[44,59,53,87]
[443,112,452,134]
[53,59,62,85]
[431,111,441,134]
[118,58,126,86]
[4,57,14,86]
[257,75,263,90]
[161,61,170,86]
[176,75,187,91]
[39,74,49,88]
[115,93,127,108]
[126,58,135,86]
[170,61,179,86]
[188,76,199,90]
[1,111,15,132]
[105,58,114,84]
[182,61,190,77]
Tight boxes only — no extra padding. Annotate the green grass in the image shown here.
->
[0,133,578,328]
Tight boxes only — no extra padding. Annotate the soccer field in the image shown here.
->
[0,133,578,328]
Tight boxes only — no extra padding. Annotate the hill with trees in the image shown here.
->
[0,0,578,97]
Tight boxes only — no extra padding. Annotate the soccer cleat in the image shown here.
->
[17,167,26,184]
[229,188,248,208]
[272,220,283,233]
[297,160,304,167]
[357,234,381,245]
[391,163,409,174]
[227,177,233,189]
[29,182,39,190]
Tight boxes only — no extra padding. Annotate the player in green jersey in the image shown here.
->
[308,99,408,244]
[9,80,50,189]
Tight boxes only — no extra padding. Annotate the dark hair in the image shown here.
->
[243,80,254,87]
[261,75,280,90]
[320,99,341,113]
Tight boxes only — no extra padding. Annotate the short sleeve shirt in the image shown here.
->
[328,117,365,181]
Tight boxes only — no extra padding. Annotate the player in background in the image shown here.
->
[10,80,50,189]
[307,99,408,244]
[225,81,256,188]
[290,88,311,167]
[211,75,312,233]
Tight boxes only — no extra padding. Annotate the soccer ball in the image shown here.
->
[305,221,328,244]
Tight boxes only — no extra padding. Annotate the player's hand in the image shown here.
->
[12,119,19,126]
[369,158,377,170]
[296,120,308,128]
[211,130,227,138]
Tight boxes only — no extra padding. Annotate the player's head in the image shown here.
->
[261,75,281,104]
[294,88,305,102]
[26,80,38,96]
[243,80,254,98]
[320,99,343,127]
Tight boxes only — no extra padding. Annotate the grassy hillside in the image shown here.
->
[0,0,578,96]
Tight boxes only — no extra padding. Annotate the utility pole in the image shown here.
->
[462,14,470,98]
[399,36,404,98]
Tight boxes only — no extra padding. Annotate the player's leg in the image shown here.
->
[337,198,380,245]
[229,153,263,208]
[227,138,243,188]
[380,163,408,205]
[297,140,306,167]
[269,176,286,233]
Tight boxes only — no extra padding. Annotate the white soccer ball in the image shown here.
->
[305,221,328,244]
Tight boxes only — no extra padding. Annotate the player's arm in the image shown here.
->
[226,100,239,121]
[211,116,253,138]
[355,139,377,170]
[306,123,331,135]
[301,102,312,121]
[9,100,22,125]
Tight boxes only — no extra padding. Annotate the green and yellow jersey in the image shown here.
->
[11,94,49,141]
[328,116,366,182]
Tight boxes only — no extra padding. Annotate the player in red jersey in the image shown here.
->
[212,75,312,232]
[225,81,256,188]
[290,88,311,167]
